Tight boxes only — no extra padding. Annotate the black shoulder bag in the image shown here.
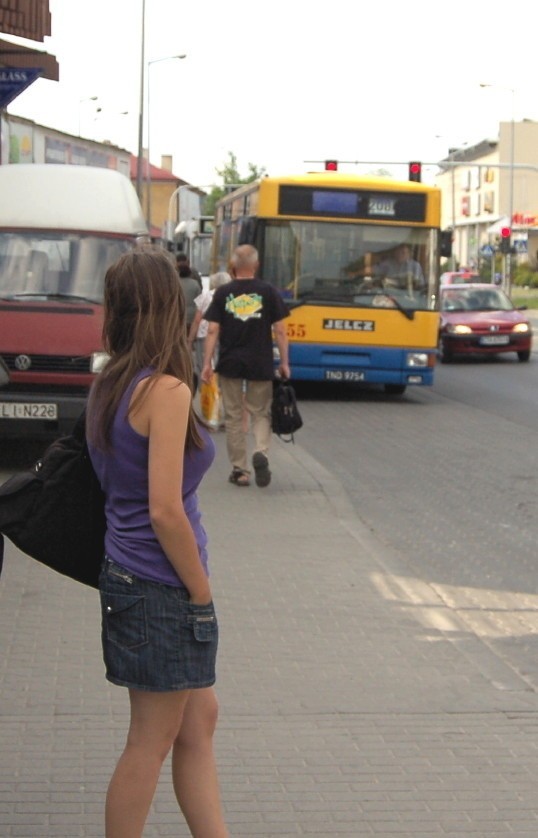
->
[271,379,303,443]
[0,413,105,588]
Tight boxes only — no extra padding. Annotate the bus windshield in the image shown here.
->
[261,220,438,310]
[0,232,133,304]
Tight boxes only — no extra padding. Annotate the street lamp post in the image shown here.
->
[136,0,146,201]
[145,54,186,230]
[480,83,516,293]
[436,136,462,271]
[507,93,515,296]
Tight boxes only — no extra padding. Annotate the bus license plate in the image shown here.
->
[0,402,58,420]
[325,370,365,382]
[479,335,510,346]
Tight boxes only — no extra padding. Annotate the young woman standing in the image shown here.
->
[87,248,227,838]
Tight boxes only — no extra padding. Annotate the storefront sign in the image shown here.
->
[0,67,42,108]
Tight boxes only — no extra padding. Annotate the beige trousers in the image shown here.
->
[218,376,272,473]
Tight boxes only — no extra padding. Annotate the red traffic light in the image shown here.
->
[325,160,338,171]
[408,161,422,182]
[500,227,512,254]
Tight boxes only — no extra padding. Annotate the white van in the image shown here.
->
[0,164,148,439]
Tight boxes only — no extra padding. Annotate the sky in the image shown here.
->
[5,0,538,190]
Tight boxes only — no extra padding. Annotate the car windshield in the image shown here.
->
[0,231,133,304]
[441,287,514,312]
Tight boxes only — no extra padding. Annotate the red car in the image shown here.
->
[440,270,480,286]
[439,283,533,363]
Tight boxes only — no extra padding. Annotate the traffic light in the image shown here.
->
[408,161,422,182]
[324,160,338,171]
[500,226,511,254]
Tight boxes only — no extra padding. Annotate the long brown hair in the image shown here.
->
[88,247,203,450]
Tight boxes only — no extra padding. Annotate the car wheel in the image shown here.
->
[384,384,406,395]
[517,350,531,362]
[438,336,453,363]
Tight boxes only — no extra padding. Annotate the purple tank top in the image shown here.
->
[88,369,215,587]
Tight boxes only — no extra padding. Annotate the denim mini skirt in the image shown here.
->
[99,558,218,692]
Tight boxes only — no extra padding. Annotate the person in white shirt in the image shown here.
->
[188,272,231,387]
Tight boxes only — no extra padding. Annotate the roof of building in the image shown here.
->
[130,156,185,183]
[438,138,498,170]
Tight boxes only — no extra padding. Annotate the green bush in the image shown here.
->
[512,262,538,289]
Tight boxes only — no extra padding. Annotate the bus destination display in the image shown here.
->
[279,186,426,223]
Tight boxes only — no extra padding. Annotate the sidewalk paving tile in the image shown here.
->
[1,433,538,836]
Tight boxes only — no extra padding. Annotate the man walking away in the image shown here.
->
[176,252,203,289]
[201,245,290,488]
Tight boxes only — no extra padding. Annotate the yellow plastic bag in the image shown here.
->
[200,374,220,429]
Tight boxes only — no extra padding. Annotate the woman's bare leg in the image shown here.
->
[105,688,190,838]
[172,687,228,837]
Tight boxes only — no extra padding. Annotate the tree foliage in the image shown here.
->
[203,152,265,216]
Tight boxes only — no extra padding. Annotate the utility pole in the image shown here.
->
[136,0,146,201]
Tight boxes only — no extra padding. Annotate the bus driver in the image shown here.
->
[373,244,425,293]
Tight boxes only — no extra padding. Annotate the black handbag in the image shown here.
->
[271,380,303,443]
[0,413,105,588]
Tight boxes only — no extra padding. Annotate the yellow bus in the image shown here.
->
[211,171,449,394]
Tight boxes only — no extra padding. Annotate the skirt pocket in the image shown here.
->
[187,601,218,642]
[102,592,148,650]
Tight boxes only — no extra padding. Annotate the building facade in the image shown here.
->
[1,112,131,174]
[435,120,538,270]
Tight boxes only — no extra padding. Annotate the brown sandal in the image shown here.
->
[229,468,250,487]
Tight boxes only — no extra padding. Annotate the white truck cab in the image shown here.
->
[0,164,148,439]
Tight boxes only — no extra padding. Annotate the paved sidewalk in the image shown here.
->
[1,433,538,836]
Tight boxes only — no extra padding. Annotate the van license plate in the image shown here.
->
[0,402,58,420]
[324,370,365,382]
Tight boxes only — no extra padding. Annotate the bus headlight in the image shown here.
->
[91,352,110,373]
[406,352,428,367]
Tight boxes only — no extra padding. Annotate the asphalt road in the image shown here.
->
[292,343,538,690]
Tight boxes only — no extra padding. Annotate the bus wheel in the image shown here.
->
[384,384,406,395]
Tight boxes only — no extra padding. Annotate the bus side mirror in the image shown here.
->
[440,229,453,258]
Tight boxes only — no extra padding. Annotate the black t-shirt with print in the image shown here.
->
[204,278,290,380]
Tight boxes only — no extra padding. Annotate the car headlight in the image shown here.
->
[446,324,472,334]
[512,322,530,333]
[406,352,428,367]
[90,351,110,373]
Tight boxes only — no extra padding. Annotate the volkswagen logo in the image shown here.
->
[14,354,32,371]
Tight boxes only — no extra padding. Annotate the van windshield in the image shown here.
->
[0,232,134,304]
